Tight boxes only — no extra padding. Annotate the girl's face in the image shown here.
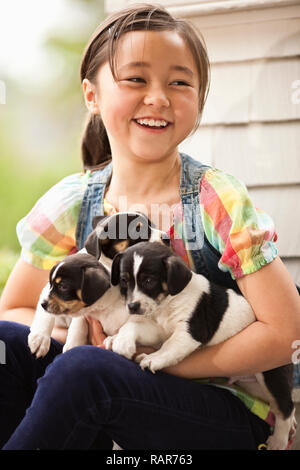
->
[87,30,200,163]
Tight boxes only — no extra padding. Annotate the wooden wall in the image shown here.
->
[106,0,300,284]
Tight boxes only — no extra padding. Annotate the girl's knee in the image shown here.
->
[45,345,118,383]
[44,346,136,397]
[37,346,123,407]
[0,321,30,362]
[0,321,30,345]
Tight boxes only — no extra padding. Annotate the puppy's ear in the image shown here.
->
[135,211,156,229]
[111,252,122,286]
[164,255,192,295]
[92,215,107,230]
[161,233,170,247]
[49,263,59,282]
[81,267,110,305]
[84,230,101,260]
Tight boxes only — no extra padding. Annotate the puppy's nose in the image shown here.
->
[128,301,141,314]
[41,300,49,311]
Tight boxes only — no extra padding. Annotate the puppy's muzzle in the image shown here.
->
[42,293,86,316]
[128,301,142,314]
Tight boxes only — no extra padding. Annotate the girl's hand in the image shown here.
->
[85,316,158,358]
[133,346,157,360]
[86,316,107,347]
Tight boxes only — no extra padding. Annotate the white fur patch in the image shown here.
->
[207,289,255,346]
[51,262,63,283]
[133,253,143,279]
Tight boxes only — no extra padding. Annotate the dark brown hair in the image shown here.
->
[80,3,210,170]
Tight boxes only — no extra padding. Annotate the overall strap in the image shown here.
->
[75,162,112,250]
[179,153,240,292]
[179,153,210,275]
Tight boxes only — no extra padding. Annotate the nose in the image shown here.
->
[144,85,170,108]
[128,301,141,314]
[41,300,48,311]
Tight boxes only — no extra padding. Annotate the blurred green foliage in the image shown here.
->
[0,0,105,295]
[0,250,19,295]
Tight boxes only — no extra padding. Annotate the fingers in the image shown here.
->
[85,315,107,347]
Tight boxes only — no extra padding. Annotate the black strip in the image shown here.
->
[187,283,229,344]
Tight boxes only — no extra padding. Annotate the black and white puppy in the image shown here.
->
[107,241,296,450]
[28,212,169,357]
[28,252,130,357]
[85,211,170,266]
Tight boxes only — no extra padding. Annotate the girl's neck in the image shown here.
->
[105,151,181,208]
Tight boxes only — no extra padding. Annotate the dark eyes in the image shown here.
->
[126,77,145,84]
[56,281,69,291]
[171,80,190,86]
[120,277,128,289]
[119,275,156,288]
[142,277,157,288]
[125,77,190,87]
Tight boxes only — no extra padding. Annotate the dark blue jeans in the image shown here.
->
[0,321,270,450]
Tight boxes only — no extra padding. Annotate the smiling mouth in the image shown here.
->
[133,119,171,131]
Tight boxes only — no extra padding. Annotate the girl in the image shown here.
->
[0,4,299,450]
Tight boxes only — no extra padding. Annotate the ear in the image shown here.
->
[92,215,107,230]
[163,255,192,295]
[135,211,156,229]
[161,233,170,247]
[49,263,58,282]
[111,252,123,286]
[81,267,110,305]
[84,230,101,260]
[82,79,99,114]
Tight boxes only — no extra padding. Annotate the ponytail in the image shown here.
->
[81,113,111,171]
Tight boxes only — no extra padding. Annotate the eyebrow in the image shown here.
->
[118,61,194,77]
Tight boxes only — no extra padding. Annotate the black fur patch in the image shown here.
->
[262,365,294,419]
[112,242,171,302]
[50,253,110,306]
[188,283,229,344]
[86,213,170,262]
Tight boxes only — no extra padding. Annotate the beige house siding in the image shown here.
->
[105,0,300,285]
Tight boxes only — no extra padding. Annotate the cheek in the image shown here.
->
[100,88,138,132]
[174,92,199,129]
[47,294,86,315]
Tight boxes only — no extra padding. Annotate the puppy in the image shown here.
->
[106,241,296,450]
[28,252,129,357]
[28,212,169,357]
[85,211,170,266]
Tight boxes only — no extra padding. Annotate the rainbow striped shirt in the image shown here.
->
[17,167,277,278]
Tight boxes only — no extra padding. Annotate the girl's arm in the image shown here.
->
[163,256,300,379]
[0,258,68,343]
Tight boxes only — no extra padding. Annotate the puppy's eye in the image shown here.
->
[120,277,128,289]
[57,281,69,291]
[143,277,155,287]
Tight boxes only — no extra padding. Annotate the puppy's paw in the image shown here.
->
[266,434,288,450]
[111,335,136,360]
[62,336,87,353]
[28,332,51,358]
[103,335,118,351]
[62,342,77,353]
[136,352,165,374]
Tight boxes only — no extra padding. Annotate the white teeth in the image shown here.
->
[136,118,168,127]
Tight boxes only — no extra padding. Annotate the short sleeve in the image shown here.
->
[16,172,88,270]
[199,168,278,280]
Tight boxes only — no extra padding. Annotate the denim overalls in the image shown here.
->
[75,152,300,386]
